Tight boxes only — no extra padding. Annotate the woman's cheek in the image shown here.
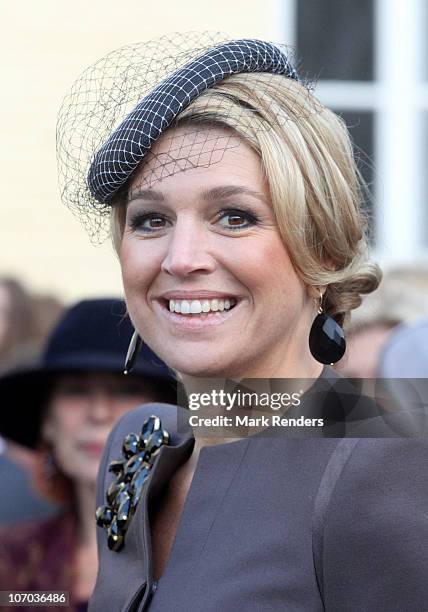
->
[119,256,152,334]
[120,240,140,286]
[120,239,160,289]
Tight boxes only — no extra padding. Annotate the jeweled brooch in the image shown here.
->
[95,415,170,552]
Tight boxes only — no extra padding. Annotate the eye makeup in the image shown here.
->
[127,204,262,235]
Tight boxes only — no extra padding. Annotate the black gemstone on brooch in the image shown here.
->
[96,415,170,552]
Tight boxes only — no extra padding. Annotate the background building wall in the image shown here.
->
[1,0,282,301]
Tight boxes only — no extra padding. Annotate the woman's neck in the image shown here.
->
[180,316,325,383]
[72,479,98,602]
[180,355,324,392]
[179,358,324,449]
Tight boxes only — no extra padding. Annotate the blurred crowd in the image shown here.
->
[0,278,64,373]
[339,265,428,378]
[0,279,178,611]
[0,268,427,610]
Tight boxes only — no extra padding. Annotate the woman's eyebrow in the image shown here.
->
[201,185,268,204]
[127,188,165,204]
[127,185,268,205]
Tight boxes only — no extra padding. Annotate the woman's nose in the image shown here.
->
[87,391,115,423]
[161,221,216,276]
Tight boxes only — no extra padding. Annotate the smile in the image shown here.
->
[154,295,241,330]
[168,298,236,315]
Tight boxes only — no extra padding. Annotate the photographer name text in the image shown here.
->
[189,415,324,428]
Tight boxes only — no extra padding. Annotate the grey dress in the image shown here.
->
[89,369,428,611]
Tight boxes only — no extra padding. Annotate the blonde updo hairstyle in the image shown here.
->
[111,73,381,327]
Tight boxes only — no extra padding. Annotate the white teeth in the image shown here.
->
[201,300,211,313]
[190,300,202,314]
[180,300,190,314]
[167,298,236,315]
[211,299,219,311]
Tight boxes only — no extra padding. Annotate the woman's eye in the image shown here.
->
[216,209,258,230]
[128,208,258,233]
[57,383,89,397]
[129,213,169,233]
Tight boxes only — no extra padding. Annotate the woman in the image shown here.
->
[57,37,428,611]
[0,298,177,611]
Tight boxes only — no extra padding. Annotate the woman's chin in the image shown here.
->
[77,470,99,487]
[172,356,236,379]
[65,459,100,487]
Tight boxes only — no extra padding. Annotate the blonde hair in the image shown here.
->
[111,73,381,326]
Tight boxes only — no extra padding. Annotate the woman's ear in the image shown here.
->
[307,285,327,299]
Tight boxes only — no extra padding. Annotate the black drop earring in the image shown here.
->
[123,330,143,374]
[309,291,346,365]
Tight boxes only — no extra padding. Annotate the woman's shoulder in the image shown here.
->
[95,402,190,507]
[103,402,187,456]
[317,438,428,607]
[317,437,428,519]
[337,437,428,490]
[111,401,183,435]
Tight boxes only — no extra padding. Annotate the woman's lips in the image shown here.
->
[78,442,105,456]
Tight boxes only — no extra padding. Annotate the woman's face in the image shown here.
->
[42,372,158,485]
[120,127,318,378]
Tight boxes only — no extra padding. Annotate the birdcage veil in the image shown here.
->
[56,32,320,243]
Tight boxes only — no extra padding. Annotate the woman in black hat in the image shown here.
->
[0,298,176,611]
[57,36,428,611]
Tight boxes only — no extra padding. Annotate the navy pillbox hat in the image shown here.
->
[87,39,298,204]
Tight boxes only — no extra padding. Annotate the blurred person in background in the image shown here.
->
[0,298,177,611]
[0,278,64,525]
[0,435,58,525]
[377,318,428,423]
[0,278,36,371]
[338,264,428,377]
[378,318,428,378]
[0,277,64,371]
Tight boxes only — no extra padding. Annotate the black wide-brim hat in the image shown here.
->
[0,298,176,448]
